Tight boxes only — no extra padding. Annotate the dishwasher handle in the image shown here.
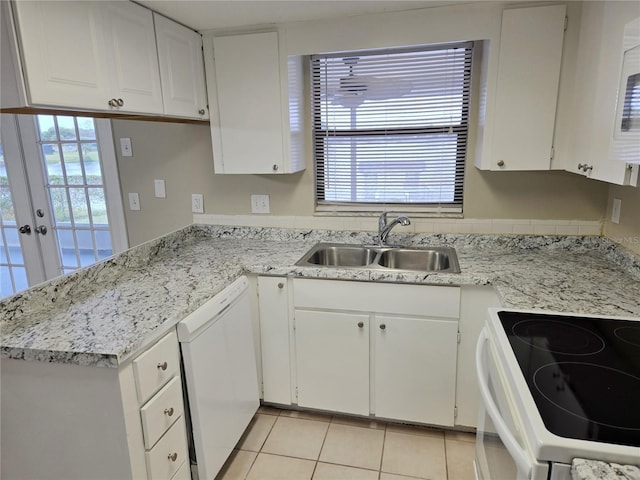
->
[476,329,533,479]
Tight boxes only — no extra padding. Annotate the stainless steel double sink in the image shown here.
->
[295,243,460,274]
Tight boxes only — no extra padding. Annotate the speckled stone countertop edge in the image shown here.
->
[572,458,640,480]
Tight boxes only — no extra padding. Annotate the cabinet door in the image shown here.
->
[567,2,640,185]
[258,277,292,405]
[295,310,369,415]
[211,32,285,174]
[490,5,566,171]
[374,315,458,426]
[99,2,163,114]
[12,1,109,110]
[154,13,209,119]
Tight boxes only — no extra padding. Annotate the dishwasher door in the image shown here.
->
[177,276,259,480]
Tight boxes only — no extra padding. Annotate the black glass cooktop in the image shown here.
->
[498,311,640,448]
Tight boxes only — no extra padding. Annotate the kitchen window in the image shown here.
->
[311,42,472,214]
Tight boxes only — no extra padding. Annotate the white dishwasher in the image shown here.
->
[177,276,259,480]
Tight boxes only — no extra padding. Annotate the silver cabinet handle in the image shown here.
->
[497,160,505,167]
[272,164,279,171]
[116,98,124,107]
[198,108,206,115]
[277,282,284,289]
[168,452,178,462]
[357,321,364,328]
[19,225,31,235]
[157,361,168,371]
[108,98,117,107]
[379,324,386,330]
[35,225,47,235]
[164,407,174,417]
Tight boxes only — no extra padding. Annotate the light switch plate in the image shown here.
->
[191,194,204,213]
[611,198,621,224]
[154,179,166,198]
[128,192,140,211]
[120,138,133,157]
[251,194,270,214]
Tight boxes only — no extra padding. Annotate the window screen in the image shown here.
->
[311,42,473,213]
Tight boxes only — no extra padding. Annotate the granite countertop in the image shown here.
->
[572,459,640,480]
[1,224,639,369]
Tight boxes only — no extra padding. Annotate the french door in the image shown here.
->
[0,114,127,298]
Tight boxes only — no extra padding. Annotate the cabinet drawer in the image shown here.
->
[133,332,180,404]
[140,376,185,449]
[293,279,460,318]
[145,416,188,480]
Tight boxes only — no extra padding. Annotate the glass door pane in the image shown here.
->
[0,142,29,296]
[1,115,47,298]
[1,113,126,299]
[35,115,114,275]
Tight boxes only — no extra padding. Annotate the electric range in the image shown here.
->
[498,310,640,448]
[476,308,640,480]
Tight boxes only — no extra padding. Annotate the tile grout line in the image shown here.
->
[443,433,449,480]
[243,409,282,479]
[310,413,333,479]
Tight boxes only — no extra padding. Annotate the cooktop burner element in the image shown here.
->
[533,362,640,430]
[615,326,640,348]
[512,320,605,355]
[498,311,640,448]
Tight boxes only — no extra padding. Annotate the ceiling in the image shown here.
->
[137,0,465,32]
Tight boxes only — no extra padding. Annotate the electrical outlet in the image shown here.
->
[128,192,140,211]
[611,198,621,224]
[251,194,270,214]
[154,179,166,198]
[120,138,132,157]
[191,194,204,213]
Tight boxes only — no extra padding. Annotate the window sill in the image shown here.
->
[314,205,463,219]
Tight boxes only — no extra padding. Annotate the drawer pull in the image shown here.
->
[380,324,386,330]
[168,452,178,462]
[164,407,174,417]
[157,361,168,371]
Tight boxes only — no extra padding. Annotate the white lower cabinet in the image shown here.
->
[295,310,370,415]
[374,314,458,426]
[257,276,293,405]
[291,278,461,427]
[0,330,189,480]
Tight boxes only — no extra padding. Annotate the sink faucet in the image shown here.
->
[378,211,411,246]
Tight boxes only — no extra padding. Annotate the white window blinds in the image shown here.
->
[311,42,473,212]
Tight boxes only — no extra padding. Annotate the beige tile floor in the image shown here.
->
[214,406,477,480]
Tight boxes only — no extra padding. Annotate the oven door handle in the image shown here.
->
[476,329,533,479]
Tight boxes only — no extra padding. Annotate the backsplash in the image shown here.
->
[194,214,602,236]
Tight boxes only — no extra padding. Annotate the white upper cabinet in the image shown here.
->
[205,31,305,174]
[477,4,567,171]
[560,2,640,186]
[99,2,163,114]
[10,1,109,111]
[11,1,163,114]
[154,13,209,119]
[3,1,208,120]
